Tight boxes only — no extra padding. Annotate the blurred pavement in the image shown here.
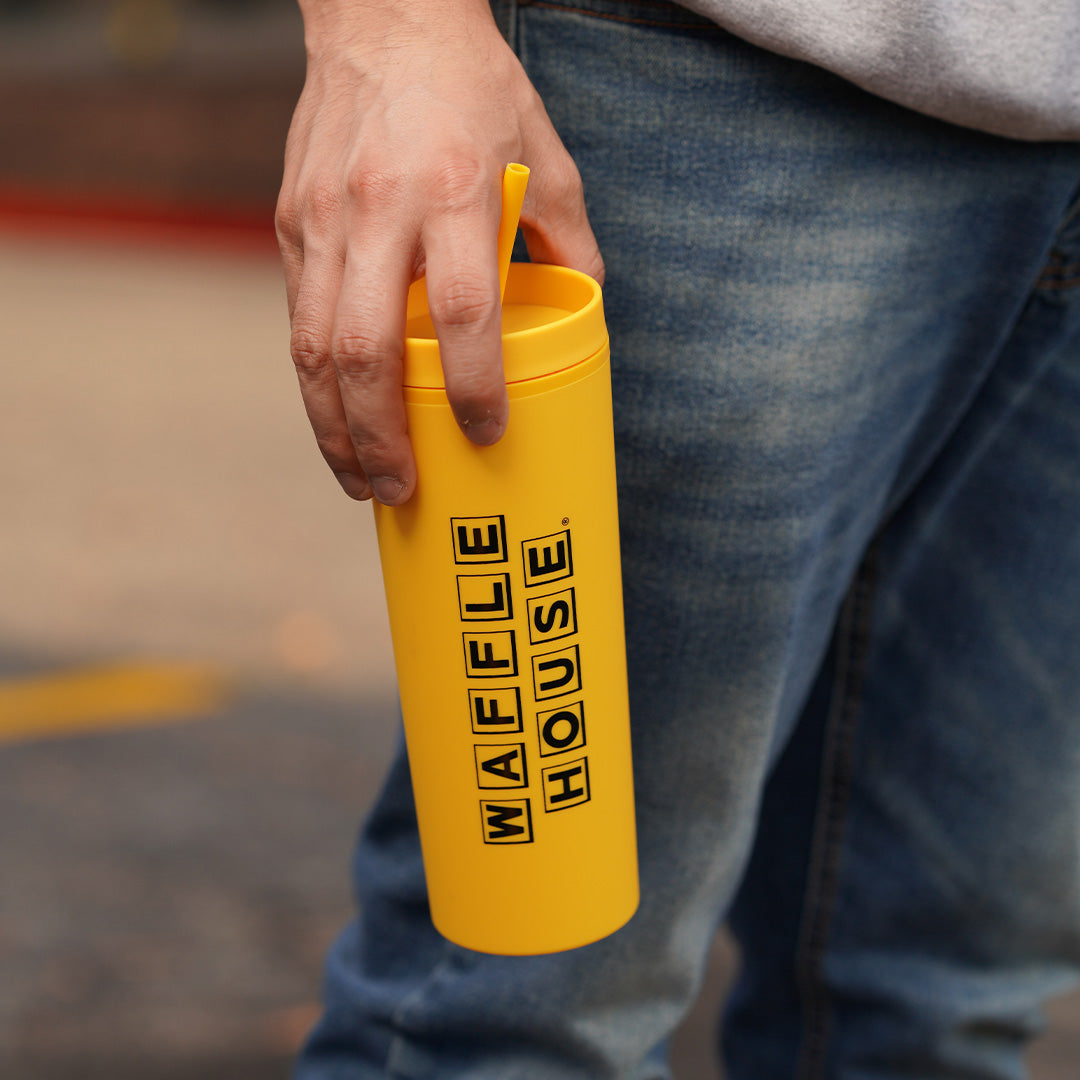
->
[0,236,394,693]
[0,232,400,1078]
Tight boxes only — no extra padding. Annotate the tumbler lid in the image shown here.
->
[402,262,607,390]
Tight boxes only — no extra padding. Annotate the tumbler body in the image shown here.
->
[373,263,638,955]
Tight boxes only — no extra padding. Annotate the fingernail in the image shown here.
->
[335,472,373,501]
[370,476,408,505]
[462,415,506,446]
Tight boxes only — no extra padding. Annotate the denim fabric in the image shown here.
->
[296,3,1080,1077]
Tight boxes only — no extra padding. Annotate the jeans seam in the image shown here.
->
[792,541,880,1080]
[520,0,721,30]
[1034,178,1080,291]
[1035,259,1080,291]
[1037,274,1080,291]
[1056,179,1080,231]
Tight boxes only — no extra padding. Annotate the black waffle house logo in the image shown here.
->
[452,515,592,844]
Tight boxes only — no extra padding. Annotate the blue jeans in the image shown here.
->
[297,2,1080,1077]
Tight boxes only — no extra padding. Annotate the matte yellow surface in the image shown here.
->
[374,265,638,954]
[404,303,567,342]
[402,262,606,388]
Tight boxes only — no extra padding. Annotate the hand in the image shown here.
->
[276,0,604,504]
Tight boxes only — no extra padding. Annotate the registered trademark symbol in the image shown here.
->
[561,517,569,527]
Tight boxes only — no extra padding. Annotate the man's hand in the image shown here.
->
[276,0,604,504]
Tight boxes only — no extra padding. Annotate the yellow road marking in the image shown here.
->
[0,660,229,744]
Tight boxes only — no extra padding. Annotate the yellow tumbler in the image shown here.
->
[372,167,638,955]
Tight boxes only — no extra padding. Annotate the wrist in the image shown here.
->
[297,0,498,59]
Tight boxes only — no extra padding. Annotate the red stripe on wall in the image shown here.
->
[0,186,280,255]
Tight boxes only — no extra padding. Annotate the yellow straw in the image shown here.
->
[496,163,530,302]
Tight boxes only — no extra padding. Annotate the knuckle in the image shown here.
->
[428,157,490,215]
[430,277,499,330]
[302,180,345,226]
[345,166,403,210]
[274,191,301,248]
[290,326,331,376]
[332,328,402,375]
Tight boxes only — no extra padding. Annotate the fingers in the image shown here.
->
[288,227,419,506]
[422,165,508,446]
[289,246,380,501]
[284,161,510,506]
[279,102,601,510]
[520,138,605,287]
[329,237,415,505]
[278,161,378,498]
[276,15,606,506]
[283,149,600,508]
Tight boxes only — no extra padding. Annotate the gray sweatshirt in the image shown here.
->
[678,0,1080,141]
